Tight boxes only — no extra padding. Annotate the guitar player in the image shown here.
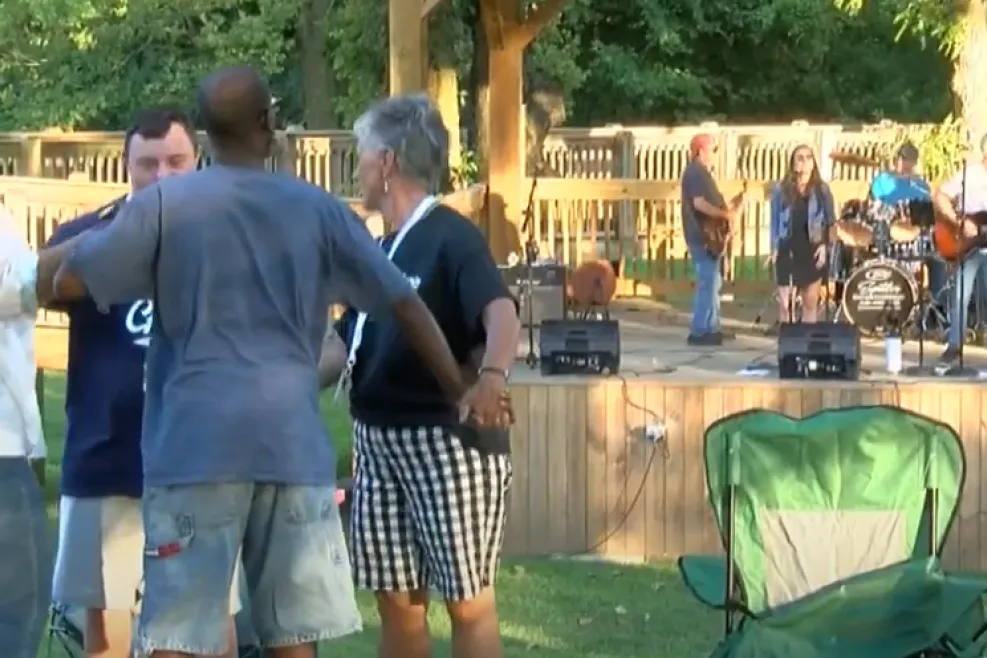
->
[681,133,741,346]
[932,132,987,364]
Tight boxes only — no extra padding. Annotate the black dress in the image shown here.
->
[775,193,825,287]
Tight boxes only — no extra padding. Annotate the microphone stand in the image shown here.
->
[823,210,831,322]
[942,157,978,377]
[903,251,933,375]
[788,243,796,324]
[520,172,540,369]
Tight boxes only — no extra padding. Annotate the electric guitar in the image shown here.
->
[701,181,749,257]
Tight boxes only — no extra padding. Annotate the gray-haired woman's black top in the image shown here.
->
[336,203,513,455]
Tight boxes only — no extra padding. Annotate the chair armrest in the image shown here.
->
[678,555,729,609]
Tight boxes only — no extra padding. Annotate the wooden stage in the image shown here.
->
[34,310,987,570]
[503,308,987,571]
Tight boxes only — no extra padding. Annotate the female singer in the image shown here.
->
[767,144,836,323]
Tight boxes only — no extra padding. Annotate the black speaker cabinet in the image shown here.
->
[499,264,567,327]
[539,319,621,376]
[778,322,861,380]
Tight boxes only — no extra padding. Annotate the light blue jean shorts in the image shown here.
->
[137,483,362,656]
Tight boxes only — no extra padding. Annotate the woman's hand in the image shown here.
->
[814,244,827,269]
[764,251,776,266]
[460,371,514,428]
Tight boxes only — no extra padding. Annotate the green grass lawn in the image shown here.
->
[38,373,719,658]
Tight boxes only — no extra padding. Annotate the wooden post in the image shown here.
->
[481,0,525,261]
[389,0,425,93]
[480,0,573,261]
[18,135,42,177]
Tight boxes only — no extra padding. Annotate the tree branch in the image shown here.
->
[514,0,571,48]
[421,0,444,19]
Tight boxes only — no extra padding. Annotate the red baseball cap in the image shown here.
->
[690,133,716,157]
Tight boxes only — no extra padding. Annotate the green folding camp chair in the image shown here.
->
[678,405,987,658]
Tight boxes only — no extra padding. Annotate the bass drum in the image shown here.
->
[842,260,918,334]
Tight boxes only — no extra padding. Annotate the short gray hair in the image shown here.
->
[353,94,449,192]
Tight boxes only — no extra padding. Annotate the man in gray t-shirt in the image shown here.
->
[680,133,733,346]
[53,67,475,658]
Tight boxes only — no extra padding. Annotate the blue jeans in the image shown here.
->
[138,483,361,655]
[688,243,722,336]
[926,257,947,302]
[0,458,52,658]
[948,250,987,348]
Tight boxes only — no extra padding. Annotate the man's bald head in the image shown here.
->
[197,66,273,146]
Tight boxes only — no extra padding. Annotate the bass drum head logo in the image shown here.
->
[863,266,892,282]
[843,262,916,333]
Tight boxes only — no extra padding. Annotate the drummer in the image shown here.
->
[870,142,931,205]
[869,143,944,298]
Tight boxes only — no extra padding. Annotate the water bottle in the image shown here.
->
[885,321,902,375]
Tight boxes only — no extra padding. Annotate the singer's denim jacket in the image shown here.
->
[768,182,836,253]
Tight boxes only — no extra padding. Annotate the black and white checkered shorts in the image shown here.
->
[348,421,512,601]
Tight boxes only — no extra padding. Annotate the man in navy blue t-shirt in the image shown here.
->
[46,107,238,658]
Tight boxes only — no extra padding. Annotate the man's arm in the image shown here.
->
[38,234,90,306]
[935,171,963,225]
[37,216,103,309]
[694,198,729,220]
[54,187,159,307]
[318,324,348,389]
[325,199,466,402]
[685,168,730,220]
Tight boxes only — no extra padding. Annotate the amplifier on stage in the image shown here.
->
[499,263,567,327]
[539,319,620,376]
[778,323,861,380]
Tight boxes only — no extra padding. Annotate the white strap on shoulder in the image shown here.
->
[333,195,437,402]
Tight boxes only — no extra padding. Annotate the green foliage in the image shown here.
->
[451,148,479,189]
[328,0,386,128]
[0,0,299,129]
[0,0,959,131]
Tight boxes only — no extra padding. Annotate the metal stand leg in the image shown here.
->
[904,259,936,376]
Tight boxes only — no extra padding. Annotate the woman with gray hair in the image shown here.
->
[322,93,520,658]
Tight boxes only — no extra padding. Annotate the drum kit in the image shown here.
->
[826,153,951,339]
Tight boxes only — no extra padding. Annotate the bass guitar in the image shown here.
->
[933,211,987,262]
[701,181,749,257]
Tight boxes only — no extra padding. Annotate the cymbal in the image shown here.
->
[829,151,881,168]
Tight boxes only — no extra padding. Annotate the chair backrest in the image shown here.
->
[703,405,964,613]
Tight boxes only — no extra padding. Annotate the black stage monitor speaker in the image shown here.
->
[778,322,861,380]
[500,264,567,327]
[539,319,620,376]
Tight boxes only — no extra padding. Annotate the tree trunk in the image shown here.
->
[470,0,491,183]
[952,0,987,143]
[298,0,336,128]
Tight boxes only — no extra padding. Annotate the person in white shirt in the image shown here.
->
[0,201,77,658]
[932,133,987,363]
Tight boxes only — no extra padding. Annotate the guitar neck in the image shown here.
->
[729,183,748,210]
